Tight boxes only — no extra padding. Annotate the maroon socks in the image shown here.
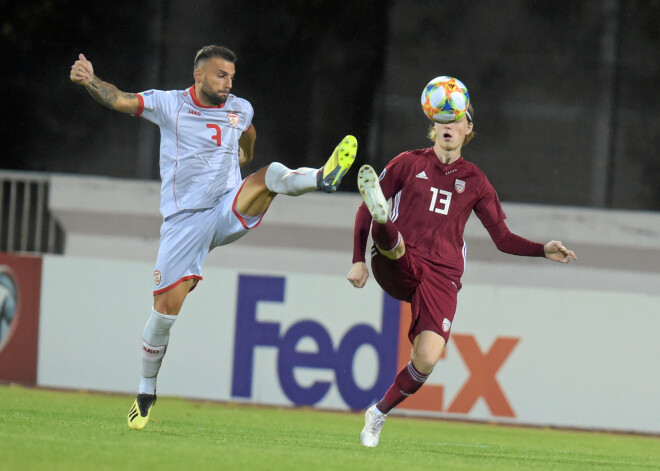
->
[376,361,429,414]
[372,219,400,252]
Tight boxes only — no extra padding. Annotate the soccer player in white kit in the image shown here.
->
[70,45,357,430]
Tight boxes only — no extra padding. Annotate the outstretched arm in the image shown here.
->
[70,54,140,114]
[485,221,577,263]
[475,179,576,264]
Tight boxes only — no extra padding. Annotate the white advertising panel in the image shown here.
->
[36,255,660,434]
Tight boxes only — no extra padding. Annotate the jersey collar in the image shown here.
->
[188,84,227,109]
[427,147,464,171]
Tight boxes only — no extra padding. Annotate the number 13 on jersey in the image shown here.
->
[429,187,452,215]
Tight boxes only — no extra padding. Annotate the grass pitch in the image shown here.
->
[1,384,658,471]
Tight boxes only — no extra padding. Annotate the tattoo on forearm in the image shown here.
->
[86,77,136,110]
[86,77,117,108]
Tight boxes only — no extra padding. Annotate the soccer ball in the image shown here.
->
[420,76,470,123]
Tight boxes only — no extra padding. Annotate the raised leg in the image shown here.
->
[236,135,358,216]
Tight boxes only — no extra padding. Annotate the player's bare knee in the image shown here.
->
[153,283,191,315]
[247,167,275,195]
[411,355,435,375]
[411,350,436,374]
[412,332,446,373]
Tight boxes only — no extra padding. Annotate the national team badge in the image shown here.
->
[442,318,452,333]
[228,113,239,127]
[154,270,162,286]
[455,179,466,194]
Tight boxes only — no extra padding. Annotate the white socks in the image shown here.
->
[265,162,319,196]
[138,308,177,395]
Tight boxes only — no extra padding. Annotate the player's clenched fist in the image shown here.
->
[70,53,94,85]
[347,262,369,288]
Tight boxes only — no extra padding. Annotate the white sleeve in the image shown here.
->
[232,97,254,133]
[244,101,254,132]
[134,89,177,126]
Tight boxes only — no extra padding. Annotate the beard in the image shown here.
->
[200,81,228,106]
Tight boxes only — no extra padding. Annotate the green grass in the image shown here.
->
[0,384,658,471]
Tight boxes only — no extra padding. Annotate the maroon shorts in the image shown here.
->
[371,247,460,344]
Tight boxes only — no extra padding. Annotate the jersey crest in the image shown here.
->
[455,179,466,194]
[228,113,239,127]
[442,318,452,332]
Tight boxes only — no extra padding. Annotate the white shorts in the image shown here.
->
[152,180,264,294]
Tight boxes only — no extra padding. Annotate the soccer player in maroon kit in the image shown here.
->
[347,97,577,447]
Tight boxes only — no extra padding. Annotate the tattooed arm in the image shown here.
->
[70,53,140,114]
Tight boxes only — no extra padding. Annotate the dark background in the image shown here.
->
[1,0,659,209]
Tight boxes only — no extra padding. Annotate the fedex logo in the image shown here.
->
[231,275,398,409]
[231,274,519,417]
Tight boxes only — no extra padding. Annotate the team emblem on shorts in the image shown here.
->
[455,179,466,194]
[154,270,162,286]
[442,318,451,333]
[228,113,239,127]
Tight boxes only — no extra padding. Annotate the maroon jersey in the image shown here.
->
[353,147,545,281]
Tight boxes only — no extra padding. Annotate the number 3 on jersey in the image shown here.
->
[206,124,222,146]
[429,187,452,215]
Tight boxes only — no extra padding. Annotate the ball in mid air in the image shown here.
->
[421,76,470,124]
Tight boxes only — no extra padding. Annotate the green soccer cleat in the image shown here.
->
[318,135,358,192]
[127,393,157,430]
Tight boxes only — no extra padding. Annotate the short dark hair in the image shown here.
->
[194,45,237,69]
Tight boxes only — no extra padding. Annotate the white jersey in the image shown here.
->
[135,85,254,218]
